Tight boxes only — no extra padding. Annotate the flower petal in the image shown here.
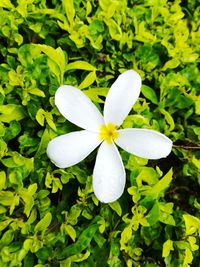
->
[115,128,172,159]
[47,130,101,168]
[55,85,104,131]
[104,70,141,126]
[93,142,125,203]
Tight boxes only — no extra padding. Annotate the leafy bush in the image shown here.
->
[0,0,200,266]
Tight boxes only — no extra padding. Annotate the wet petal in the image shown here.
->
[47,130,101,168]
[104,70,141,126]
[93,142,125,203]
[55,85,104,131]
[115,128,172,159]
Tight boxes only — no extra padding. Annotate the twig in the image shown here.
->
[173,144,200,150]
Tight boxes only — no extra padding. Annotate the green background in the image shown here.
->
[0,0,200,266]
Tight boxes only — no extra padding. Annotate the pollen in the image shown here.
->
[99,123,119,144]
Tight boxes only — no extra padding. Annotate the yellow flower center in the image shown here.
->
[99,123,119,144]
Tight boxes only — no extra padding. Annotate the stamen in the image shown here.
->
[99,123,119,144]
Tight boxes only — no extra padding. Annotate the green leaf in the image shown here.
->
[192,95,200,115]
[52,177,63,193]
[0,0,14,9]
[37,45,66,72]
[4,121,21,142]
[0,104,26,123]
[147,202,159,225]
[65,61,96,71]
[14,33,23,45]
[159,213,175,226]
[84,87,109,103]
[9,69,24,86]
[79,71,96,89]
[62,0,75,25]
[136,167,159,187]
[128,186,140,203]
[162,58,180,70]
[45,112,57,132]
[160,108,175,131]
[93,232,106,248]
[34,212,52,233]
[67,204,82,225]
[183,214,200,235]
[35,45,66,83]
[35,128,55,157]
[183,247,193,265]
[120,225,132,250]
[36,109,45,126]
[60,251,90,267]
[0,171,6,190]
[109,201,122,216]
[0,139,7,159]
[188,236,199,251]
[19,184,37,217]
[144,168,173,197]
[0,191,19,215]
[63,224,76,241]
[162,239,174,257]
[28,88,45,98]
[58,224,98,259]
[0,191,15,206]
[8,171,23,188]
[48,58,61,83]
[105,18,122,41]
[141,85,158,104]
[0,218,13,231]
[0,229,14,245]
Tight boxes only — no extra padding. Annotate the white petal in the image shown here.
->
[115,128,172,159]
[47,130,101,168]
[55,85,104,131]
[93,142,125,203]
[104,70,141,126]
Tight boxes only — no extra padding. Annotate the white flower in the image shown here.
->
[47,70,172,203]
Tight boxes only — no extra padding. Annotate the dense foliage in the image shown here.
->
[0,0,200,266]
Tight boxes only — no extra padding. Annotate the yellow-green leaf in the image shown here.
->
[141,85,158,104]
[52,177,63,193]
[0,171,6,191]
[120,225,132,250]
[109,201,122,216]
[45,112,57,132]
[162,58,180,70]
[162,239,174,257]
[65,61,96,71]
[28,184,37,195]
[79,71,96,89]
[48,58,62,83]
[0,0,14,9]
[160,108,175,131]
[60,251,90,267]
[183,214,200,235]
[65,224,76,241]
[62,0,75,25]
[36,109,45,126]
[34,212,52,233]
[105,18,122,41]
[0,104,26,123]
[36,45,66,77]
[9,70,24,86]
[183,247,193,265]
[188,236,199,251]
[29,88,45,97]
[144,168,173,197]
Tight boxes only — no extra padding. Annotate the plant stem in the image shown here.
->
[173,144,200,150]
